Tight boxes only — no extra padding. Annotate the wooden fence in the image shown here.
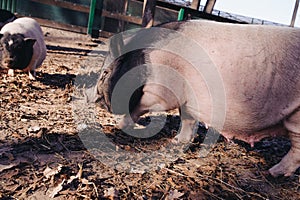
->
[0,0,243,38]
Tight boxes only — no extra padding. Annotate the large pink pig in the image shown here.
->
[93,20,300,177]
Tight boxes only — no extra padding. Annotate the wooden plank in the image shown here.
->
[139,0,183,11]
[142,0,157,27]
[30,0,90,13]
[134,0,244,24]
[191,0,200,10]
[99,30,114,38]
[204,0,216,14]
[16,13,87,33]
[130,0,178,17]
[34,17,87,33]
[102,10,142,25]
[120,0,129,31]
[100,0,244,34]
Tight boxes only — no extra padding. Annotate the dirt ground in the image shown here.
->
[0,26,299,200]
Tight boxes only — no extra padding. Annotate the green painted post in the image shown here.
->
[11,0,16,13]
[0,0,16,12]
[6,0,10,10]
[88,0,97,35]
[177,8,184,21]
[2,0,7,10]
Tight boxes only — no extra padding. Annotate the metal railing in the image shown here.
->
[162,0,286,26]
[0,0,16,12]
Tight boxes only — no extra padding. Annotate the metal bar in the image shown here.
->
[11,0,16,13]
[177,8,184,21]
[87,0,97,35]
[7,0,11,10]
[2,0,7,10]
[142,0,156,27]
[290,0,299,27]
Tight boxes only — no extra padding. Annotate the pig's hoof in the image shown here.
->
[268,162,295,177]
[268,148,300,177]
[172,134,193,144]
[117,116,134,130]
[28,72,36,80]
[269,163,293,177]
[29,76,36,81]
[117,120,127,130]
[7,69,14,77]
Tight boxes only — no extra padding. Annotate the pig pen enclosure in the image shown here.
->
[0,27,299,200]
[0,1,300,200]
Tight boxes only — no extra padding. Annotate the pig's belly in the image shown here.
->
[221,73,300,132]
[191,94,290,146]
[220,96,294,145]
[221,122,288,147]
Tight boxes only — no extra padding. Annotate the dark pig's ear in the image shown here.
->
[0,34,3,47]
[24,38,36,47]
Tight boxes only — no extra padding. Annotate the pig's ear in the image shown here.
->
[24,38,36,47]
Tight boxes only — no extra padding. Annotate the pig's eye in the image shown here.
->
[13,45,22,51]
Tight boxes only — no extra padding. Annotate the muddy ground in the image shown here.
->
[0,27,299,200]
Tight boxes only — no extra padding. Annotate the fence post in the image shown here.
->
[88,0,97,35]
[177,8,184,21]
[1,0,7,10]
[0,0,16,12]
[7,0,10,10]
[11,0,16,12]
[191,0,200,10]
[88,0,103,37]
[142,0,157,28]
[290,0,299,27]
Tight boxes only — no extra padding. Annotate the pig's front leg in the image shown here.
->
[118,108,148,130]
[173,107,199,143]
[269,110,300,177]
[117,91,165,130]
[173,118,198,143]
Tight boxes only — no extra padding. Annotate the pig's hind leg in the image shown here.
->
[173,107,198,143]
[269,110,300,177]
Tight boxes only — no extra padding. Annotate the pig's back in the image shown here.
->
[1,18,40,35]
[162,20,300,131]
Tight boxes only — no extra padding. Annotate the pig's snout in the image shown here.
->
[2,57,13,67]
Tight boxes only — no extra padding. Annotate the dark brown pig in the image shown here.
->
[93,20,300,177]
